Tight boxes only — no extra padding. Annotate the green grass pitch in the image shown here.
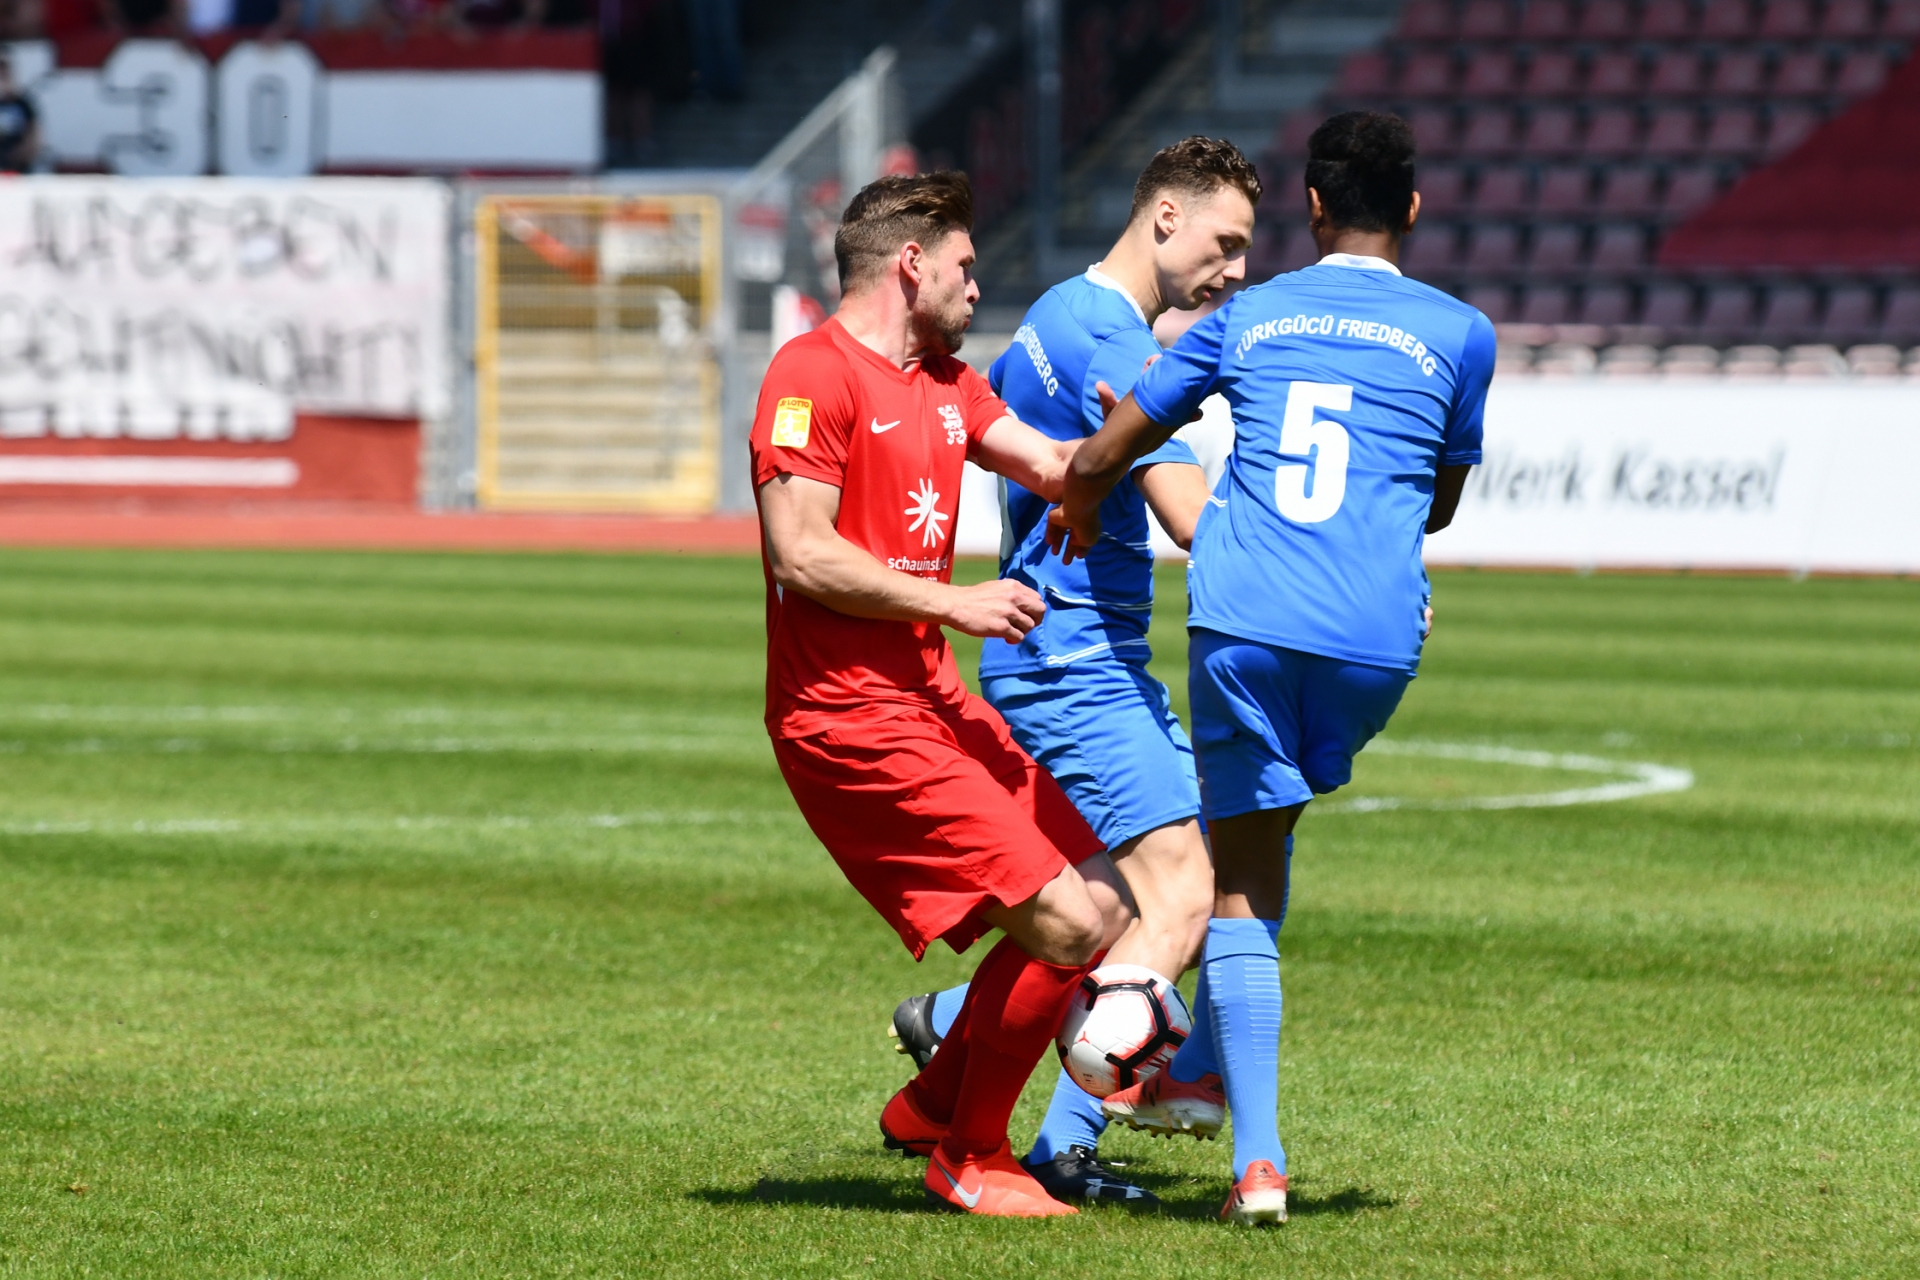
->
[0,547,1916,1278]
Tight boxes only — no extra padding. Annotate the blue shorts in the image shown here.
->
[1188,628,1412,821]
[981,662,1201,851]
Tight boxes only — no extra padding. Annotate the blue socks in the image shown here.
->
[930,979,1107,1162]
[929,983,969,1039]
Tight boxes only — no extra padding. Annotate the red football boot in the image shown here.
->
[1101,1069,1226,1139]
[1220,1159,1288,1225]
[878,1084,947,1158]
[924,1141,1077,1217]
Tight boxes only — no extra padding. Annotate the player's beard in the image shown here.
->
[912,286,971,357]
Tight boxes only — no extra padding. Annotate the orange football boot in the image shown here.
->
[1220,1159,1288,1225]
[878,1084,947,1158]
[924,1141,1078,1216]
[1101,1069,1226,1138]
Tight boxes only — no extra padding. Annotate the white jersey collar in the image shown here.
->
[1317,252,1402,276]
[1084,264,1150,324]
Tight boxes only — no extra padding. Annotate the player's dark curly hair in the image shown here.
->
[835,172,974,292]
[1305,111,1417,234]
[1128,136,1263,224]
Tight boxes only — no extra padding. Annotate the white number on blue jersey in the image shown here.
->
[1274,381,1352,524]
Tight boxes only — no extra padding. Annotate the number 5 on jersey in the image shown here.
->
[1276,381,1352,524]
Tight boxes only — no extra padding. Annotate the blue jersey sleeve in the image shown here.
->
[987,346,1010,397]
[1129,305,1229,428]
[1083,328,1201,473]
[1442,312,1495,466]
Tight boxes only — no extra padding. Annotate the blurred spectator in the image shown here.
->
[0,52,38,174]
[0,0,43,40]
[299,0,376,29]
[100,0,181,33]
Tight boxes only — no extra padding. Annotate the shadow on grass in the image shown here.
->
[1156,1183,1397,1220]
[692,1176,930,1213]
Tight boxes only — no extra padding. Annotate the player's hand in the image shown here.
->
[1095,380,1119,420]
[1423,605,1434,638]
[942,578,1046,642]
[1044,503,1101,565]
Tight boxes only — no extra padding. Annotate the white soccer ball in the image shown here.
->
[1054,963,1193,1099]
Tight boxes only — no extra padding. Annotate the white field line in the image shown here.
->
[1320,739,1694,813]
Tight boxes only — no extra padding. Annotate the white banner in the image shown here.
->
[0,177,449,442]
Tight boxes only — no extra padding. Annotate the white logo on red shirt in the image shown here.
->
[938,404,966,446]
[904,478,948,547]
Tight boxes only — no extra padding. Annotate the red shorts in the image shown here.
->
[771,692,1103,959]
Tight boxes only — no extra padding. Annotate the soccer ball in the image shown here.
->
[1055,964,1193,1098]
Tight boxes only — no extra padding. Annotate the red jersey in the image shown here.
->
[749,318,1009,739]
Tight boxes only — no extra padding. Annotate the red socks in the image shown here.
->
[907,935,1100,1162]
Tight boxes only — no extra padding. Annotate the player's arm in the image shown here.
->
[971,414,1079,501]
[1048,391,1182,563]
[758,471,1045,641]
[1134,460,1210,551]
[1427,464,1471,533]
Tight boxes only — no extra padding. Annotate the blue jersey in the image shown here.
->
[1130,255,1493,673]
[983,269,1200,675]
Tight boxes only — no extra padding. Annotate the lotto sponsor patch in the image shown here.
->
[771,398,813,448]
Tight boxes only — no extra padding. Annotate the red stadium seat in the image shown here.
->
[1579,285,1634,325]
[1710,49,1766,96]
[1834,49,1891,97]
[1879,286,1920,340]
[1463,49,1520,95]
[1400,50,1458,96]
[1648,49,1705,96]
[1819,0,1874,36]
[1644,107,1702,158]
[1520,105,1582,156]
[1586,51,1642,97]
[1418,165,1468,216]
[1583,108,1641,157]
[1579,0,1634,38]
[1521,285,1574,323]
[1698,284,1758,339]
[1337,51,1393,96]
[1820,285,1878,343]
[1758,285,1818,341]
[1641,283,1698,331]
[1467,224,1523,272]
[1535,165,1592,213]
[1460,106,1519,155]
[1663,167,1724,217]
[1773,50,1829,96]
[1529,225,1585,272]
[1764,105,1821,156]
[1639,0,1694,37]
[1411,107,1460,157]
[1699,0,1754,37]
[1474,165,1531,213]
[1460,0,1517,39]
[1522,49,1582,97]
[1758,0,1815,36]
[1702,106,1763,158]
[1519,0,1576,38]
[1397,0,1458,39]
[1465,284,1516,321]
[1590,225,1648,270]
[1599,166,1658,215]
[1885,0,1920,37]
[1403,226,1461,276]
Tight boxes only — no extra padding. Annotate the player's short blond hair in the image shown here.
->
[834,172,975,292]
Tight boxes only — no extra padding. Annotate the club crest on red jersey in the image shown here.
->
[938,404,966,446]
[904,478,948,548]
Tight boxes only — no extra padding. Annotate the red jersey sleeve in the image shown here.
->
[955,360,1009,448]
[750,332,858,491]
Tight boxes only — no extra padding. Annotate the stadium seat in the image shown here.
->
[1764,105,1821,156]
[1820,285,1879,343]
[1834,50,1891,97]
[1520,105,1582,155]
[1522,49,1582,97]
[1884,0,1920,36]
[1648,49,1704,96]
[1590,225,1648,271]
[1703,106,1763,158]
[1579,284,1634,325]
[1275,226,1320,272]
[1416,166,1464,218]
[1699,0,1754,37]
[1758,0,1815,38]
[1401,50,1458,96]
[1644,107,1702,158]
[1463,49,1520,96]
[1337,51,1393,96]
[1460,107,1519,155]
[1278,111,1320,158]
[1519,0,1576,39]
[1819,0,1874,35]
[1474,165,1531,214]
[1410,107,1460,156]
[1535,164,1593,213]
[1758,285,1818,342]
[1639,0,1694,37]
[1710,49,1767,96]
[1397,0,1457,39]
[1698,284,1759,339]
[1879,286,1920,341]
[1773,50,1829,96]
[1466,224,1524,272]
[1530,224,1585,272]
[1642,282,1698,331]
[1598,166,1658,215]
[1403,226,1461,276]
[1583,108,1640,157]
[1578,0,1634,38]
[1586,50,1642,97]
[1465,284,1516,321]
[1521,285,1574,323]
[1663,166,1724,217]
[1460,0,1517,39]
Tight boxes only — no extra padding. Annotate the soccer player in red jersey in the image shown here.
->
[750,173,1134,1218]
